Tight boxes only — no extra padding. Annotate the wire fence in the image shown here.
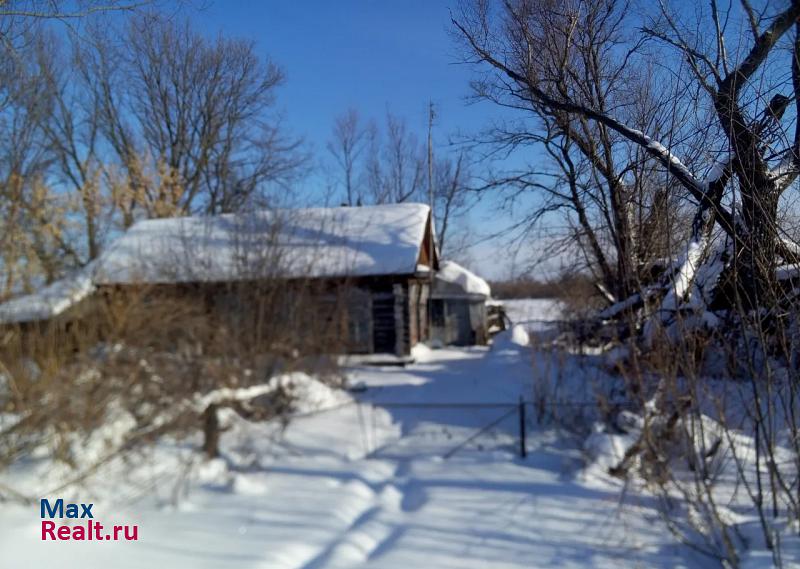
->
[281,399,531,460]
[276,396,640,460]
[364,403,524,460]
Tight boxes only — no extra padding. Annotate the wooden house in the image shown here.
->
[0,204,439,357]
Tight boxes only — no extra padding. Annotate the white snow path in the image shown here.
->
[0,334,700,568]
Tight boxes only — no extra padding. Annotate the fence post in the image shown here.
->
[518,396,527,459]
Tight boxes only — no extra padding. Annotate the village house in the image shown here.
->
[0,203,493,357]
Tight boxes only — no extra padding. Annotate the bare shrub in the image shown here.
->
[0,263,356,494]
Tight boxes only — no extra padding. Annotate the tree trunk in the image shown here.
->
[738,183,780,310]
[609,179,635,300]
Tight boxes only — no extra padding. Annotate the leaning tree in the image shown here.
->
[454,0,800,344]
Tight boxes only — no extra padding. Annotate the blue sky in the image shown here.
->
[194,1,486,149]
[191,1,550,279]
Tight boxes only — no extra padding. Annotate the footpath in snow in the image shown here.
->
[0,327,701,568]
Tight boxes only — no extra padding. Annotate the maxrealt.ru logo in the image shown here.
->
[40,499,139,541]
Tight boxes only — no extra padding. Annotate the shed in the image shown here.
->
[429,261,491,346]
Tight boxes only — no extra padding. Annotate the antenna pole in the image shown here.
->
[427,101,435,339]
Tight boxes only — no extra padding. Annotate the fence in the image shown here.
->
[273,398,539,460]
[363,399,530,460]
[275,395,638,461]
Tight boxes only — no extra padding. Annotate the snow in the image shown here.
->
[268,372,351,414]
[96,203,431,285]
[433,260,490,297]
[663,236,707,310]
[409,342,435,362]
[769,156,798,189]
[1,308,789,566]
[637,133,699,186]
[501,298,563,336]
[191,373,348,414]
[502,298,562,323]
[0,331,704,568]
[509,323,530,346]
[703,159,727,187]
[780,236,800,257]
[583,425,638,478]
[627,129,724,208]
[192,382,287,412]
[598,292,642,319]
[0,264,95,324]
[639,235,728,343]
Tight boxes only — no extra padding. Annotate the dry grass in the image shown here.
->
[0,278,355,476]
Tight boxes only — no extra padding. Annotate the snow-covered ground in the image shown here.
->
[0,330,703,568]
[502,298,563,333]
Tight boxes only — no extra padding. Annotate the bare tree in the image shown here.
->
[454,0,702,300]
[0,34,79,297]
[0,1,161,294]
[434,152,471,255]
[326,107,476,255]
[453,0,800,310]
[73,14,307,223]
[29,34,108,262]
[327,108,370,206]
[363,111,426,204]
[0,0,154,55]
[0,8,307,290]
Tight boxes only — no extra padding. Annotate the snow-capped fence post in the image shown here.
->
[202,404,220,459]
[518,397,526,459]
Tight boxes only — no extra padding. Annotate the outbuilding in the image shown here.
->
[429,261,491,346]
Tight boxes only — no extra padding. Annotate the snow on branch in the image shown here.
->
[640,235,729,345]
[702,159,729,189]
[769,157,799,191]
[192,384,280,413]
[598,292,644,320]
[661,236,709,312]
[780,236,800,258]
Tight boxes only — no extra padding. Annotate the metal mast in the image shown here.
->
[427,101,435,335]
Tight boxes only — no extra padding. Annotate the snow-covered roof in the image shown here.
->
[94,203,433,284]
[0,203,434,324]
[433,261,491,298]
[0,265,95,324]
